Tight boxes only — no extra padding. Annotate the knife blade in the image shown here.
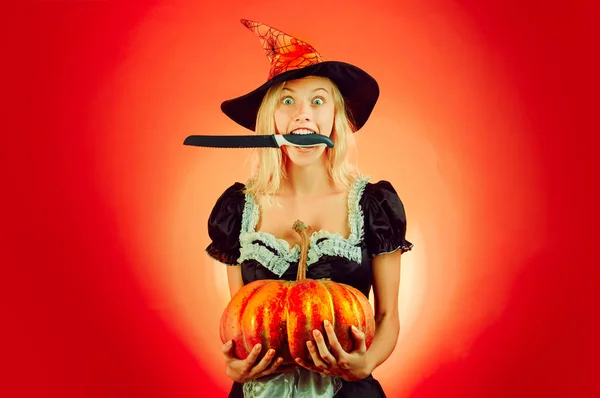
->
[183,134,334,149]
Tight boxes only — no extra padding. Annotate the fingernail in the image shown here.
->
[313,330,320,337]
[352,326,358,332]
[295,358,301,363]
[277,358,283,364]
[268,349,275,356]
[255,344,261,351]
[324,320,330,327]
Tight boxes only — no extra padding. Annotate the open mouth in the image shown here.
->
[290,128,318,135]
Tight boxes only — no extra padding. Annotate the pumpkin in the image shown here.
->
[220,220,376,370]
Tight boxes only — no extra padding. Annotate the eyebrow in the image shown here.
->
[282,87,330,94]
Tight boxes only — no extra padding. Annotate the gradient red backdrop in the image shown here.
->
[6,1,597,397]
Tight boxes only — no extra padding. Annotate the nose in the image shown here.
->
[293,100,312,123]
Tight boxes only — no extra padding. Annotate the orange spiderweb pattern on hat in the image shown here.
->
[241,19,325,80]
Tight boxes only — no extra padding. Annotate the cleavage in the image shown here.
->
[254,194,350,248]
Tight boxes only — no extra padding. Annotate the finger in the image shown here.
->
[306,340,330,369]
[243,343,262,368]
[323,320,346,357]
[312,329,337,365]
[251,348,277,374]
[257,355,284,377]
[352,326,367,353]
[222,340,233,353]
[222,340,236,361]
[295,357,332,376]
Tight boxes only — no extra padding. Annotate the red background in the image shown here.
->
[4,0,597,397]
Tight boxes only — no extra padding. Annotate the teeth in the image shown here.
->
[290,129,316,135]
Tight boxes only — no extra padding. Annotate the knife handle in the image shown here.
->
[276,134,334,148]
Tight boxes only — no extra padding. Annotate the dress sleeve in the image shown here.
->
[205,182,245,265]
[362,180,414,258]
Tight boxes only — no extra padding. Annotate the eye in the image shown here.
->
[282,96,294,105]
[312,97,325,106]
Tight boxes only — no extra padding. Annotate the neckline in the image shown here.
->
[244,175,369,252]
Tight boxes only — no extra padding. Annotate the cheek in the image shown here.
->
[274,110,289,133]
[317,108,335,135]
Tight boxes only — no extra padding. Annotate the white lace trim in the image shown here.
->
[237,175,371,276]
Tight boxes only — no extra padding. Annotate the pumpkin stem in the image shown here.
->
[293,220,309,281]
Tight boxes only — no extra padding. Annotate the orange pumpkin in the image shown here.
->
[220,220,376,369]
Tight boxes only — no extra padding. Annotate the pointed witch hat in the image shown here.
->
[220,19,380,132]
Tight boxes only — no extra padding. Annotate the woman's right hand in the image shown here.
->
[222,340,284,383]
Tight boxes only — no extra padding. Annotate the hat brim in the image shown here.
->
[220,61,379,132]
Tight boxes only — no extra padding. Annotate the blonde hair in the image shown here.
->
[243,77,358,197]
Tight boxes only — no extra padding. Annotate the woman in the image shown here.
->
[206,19,413,397]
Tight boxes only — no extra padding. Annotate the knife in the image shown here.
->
[183,134,334,149]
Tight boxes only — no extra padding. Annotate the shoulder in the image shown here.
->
[210,182,246,213]
[359,178,406,215]
[208,182,246,231]
[358,177,413,256]
[363,179,399,195]
[215,182,246,202]
[206,182,247,265]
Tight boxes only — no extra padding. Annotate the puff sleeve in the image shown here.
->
[205,182,245,265]
[362,180,414,258]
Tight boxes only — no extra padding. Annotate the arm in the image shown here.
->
[296,249,403,380]
[221,265,286,380]
[365,249,402,373]
[226,266,244,298]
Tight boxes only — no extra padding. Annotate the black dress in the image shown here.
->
[206,176,413,397]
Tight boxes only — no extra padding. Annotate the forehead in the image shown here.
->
[282,76,333,92]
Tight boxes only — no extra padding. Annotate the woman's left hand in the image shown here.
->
[294,320,372,382]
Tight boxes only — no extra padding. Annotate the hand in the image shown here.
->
[222,340,284,383]
[295,320,372,382]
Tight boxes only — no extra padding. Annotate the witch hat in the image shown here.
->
[220,19,380,132]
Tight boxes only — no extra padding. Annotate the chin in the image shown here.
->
[286,146,327,167]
